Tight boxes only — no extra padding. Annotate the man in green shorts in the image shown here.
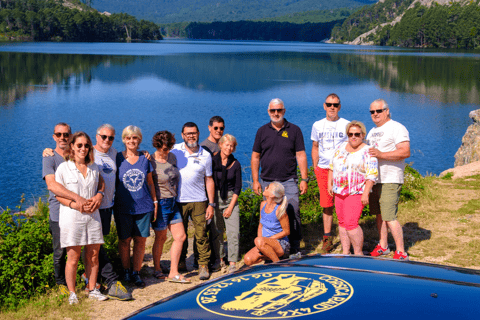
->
[366,99,411,260]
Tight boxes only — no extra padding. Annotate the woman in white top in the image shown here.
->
[328,121,378,256]
[55,132,107,304]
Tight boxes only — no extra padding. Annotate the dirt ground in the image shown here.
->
[89,235,239,320]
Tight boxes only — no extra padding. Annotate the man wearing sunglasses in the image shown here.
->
[200,116,226,272]
[366,99,410,260]
[311,93,350,253]
[251,98,309,255]
[42,123,90,296]
[201,116,225,155]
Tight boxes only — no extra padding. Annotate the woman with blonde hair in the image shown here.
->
[328,120,378,255]
[244,182,290,265]
[114,125,157,288]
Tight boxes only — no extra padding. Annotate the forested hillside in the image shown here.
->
[159,8,354,38]
[376,2,480,48]
[330,0,415,43]
[0,0,161,41]
[93,0,377,23]
[185,20,343,42]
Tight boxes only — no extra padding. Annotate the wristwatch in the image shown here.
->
[208,203,216,208]
[300,178,310,183]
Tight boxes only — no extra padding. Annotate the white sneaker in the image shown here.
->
[88,288,108,301]
[69,292,79,305]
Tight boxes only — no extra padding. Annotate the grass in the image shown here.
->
[0,288,89,320]
[4,172,480,318]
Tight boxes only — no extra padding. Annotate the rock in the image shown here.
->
[440,161,480,179]
[454,109,480,167]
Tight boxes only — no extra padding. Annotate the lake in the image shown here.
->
[0,40,479,210]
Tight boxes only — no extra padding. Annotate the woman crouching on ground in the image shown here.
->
[244,182,290,266]
[328,120,378,255]
[55,132,107,304]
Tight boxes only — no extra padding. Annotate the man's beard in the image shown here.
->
[186,141,198,149]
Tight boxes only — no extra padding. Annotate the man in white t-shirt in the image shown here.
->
[366,99,411,260]
[311,93,349,253]
[171,122,215,280]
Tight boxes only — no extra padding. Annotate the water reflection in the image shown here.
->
[1,50,479,105]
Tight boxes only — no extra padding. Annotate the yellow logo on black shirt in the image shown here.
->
[281,131,289,138]
[197,271,353,318]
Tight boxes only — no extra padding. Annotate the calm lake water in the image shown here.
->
[0,40,479,210]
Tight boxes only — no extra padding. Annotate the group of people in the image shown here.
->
[42,94,410,305]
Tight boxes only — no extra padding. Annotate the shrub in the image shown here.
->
[400,164,425,202]
[0,199,55,311]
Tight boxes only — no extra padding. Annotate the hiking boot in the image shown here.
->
[123,269,132,283]
[58,284,69,296]
[318,236,334,254]
[132,271,146,288]
[88,288,108,301]
[178,260,187,272]
[370,244,391,257]
[393,251,409,260]
[199,265,210,280]
[228,264,236,274]
[69,291,79,305]
[107,281,133,301]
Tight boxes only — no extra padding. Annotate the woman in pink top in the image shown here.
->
[328,121,378,255]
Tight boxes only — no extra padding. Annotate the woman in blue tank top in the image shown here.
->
[244,182,290,266]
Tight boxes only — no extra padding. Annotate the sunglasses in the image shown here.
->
[213,126,225,131]
[54,132,70,138]
[184,132,198,137]
[347,132,362,138]
[75,143,90,149]
[325,103,340,108]
[269,108,284,113]
[98,134,114,141]
[370,108,386,114]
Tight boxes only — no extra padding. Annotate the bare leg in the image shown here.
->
[386,220,405,253]
[152,230,168,272]
[338,226,350,255]
[347,226,364,255]
[323,206,334,234]
[168,222,186,278]
[85,244,101,291]
[65,246,82,292]
[132,236,147,272]
[244,246,265,266]
[119,237,132,270]
[376,214,388,248]
[254,237,284,262]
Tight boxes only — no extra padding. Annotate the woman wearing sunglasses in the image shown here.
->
[328,121,378,255]
[54,132,107,304]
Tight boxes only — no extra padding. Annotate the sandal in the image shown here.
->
[167,274,191,284]
[153,270,166,280]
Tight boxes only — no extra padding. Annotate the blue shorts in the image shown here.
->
[278,239,291,255]
[114,211,152,240]
[151,198,183,231]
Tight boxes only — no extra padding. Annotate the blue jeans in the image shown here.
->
[261,178,301,252]
[49,219,67,286]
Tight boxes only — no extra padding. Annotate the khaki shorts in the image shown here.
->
[369,183,402,221]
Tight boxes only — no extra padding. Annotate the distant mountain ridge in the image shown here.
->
[92,0,378,23]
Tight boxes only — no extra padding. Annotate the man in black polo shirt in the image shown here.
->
[251,98,309,254]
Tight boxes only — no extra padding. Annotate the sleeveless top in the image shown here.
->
[260,203,289,242]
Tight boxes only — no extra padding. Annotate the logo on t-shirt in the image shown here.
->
[282,131,289,138]
[123,169,145,192]
[100,159,114,174]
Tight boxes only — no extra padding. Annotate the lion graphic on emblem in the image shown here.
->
[221,274,327,316]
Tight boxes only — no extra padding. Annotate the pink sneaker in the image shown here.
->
[370,244,391,257]
[393,251,409,260]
